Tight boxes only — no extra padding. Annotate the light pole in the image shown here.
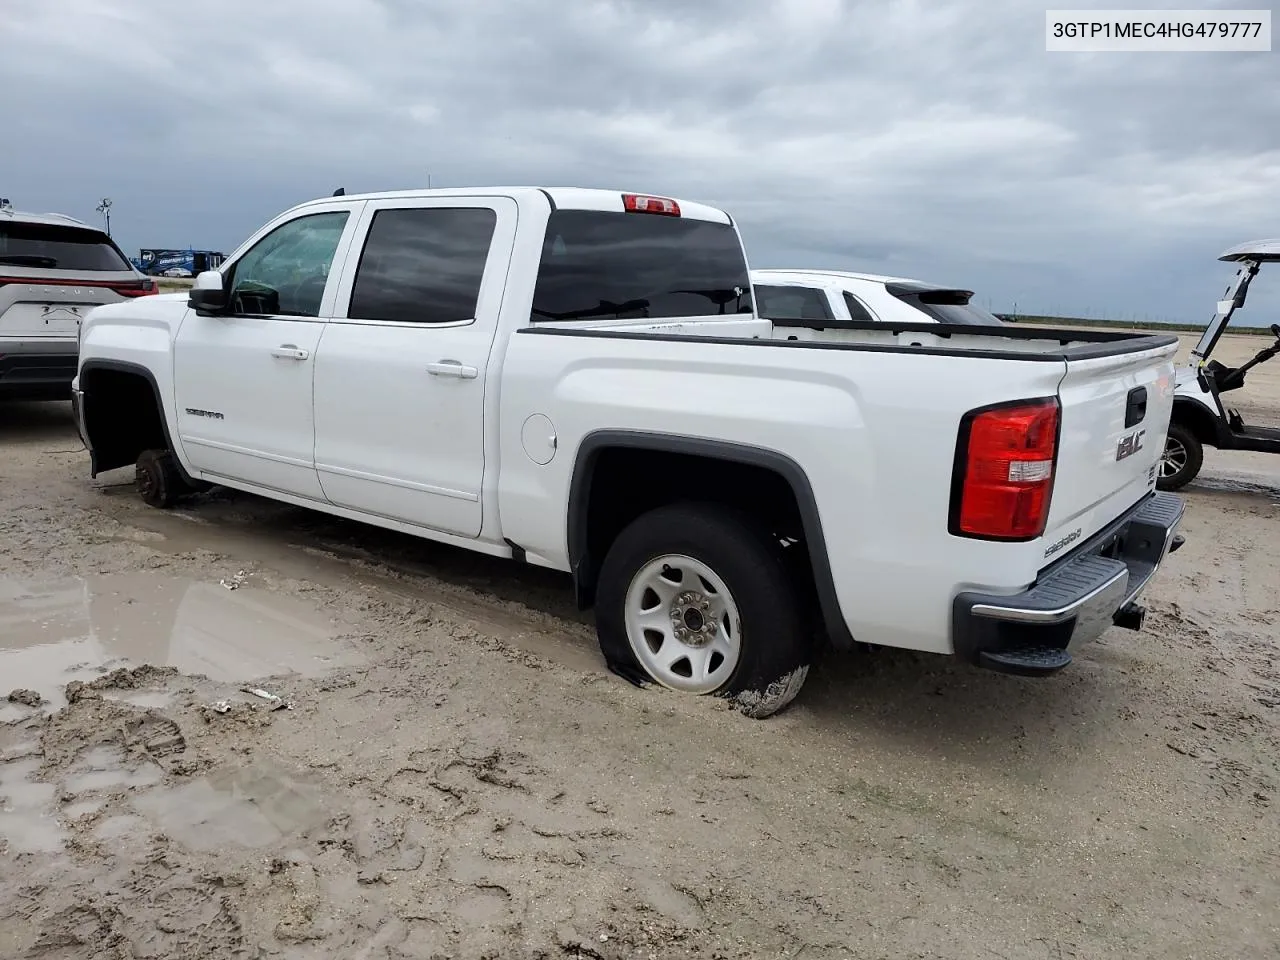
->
[96,198,113,236]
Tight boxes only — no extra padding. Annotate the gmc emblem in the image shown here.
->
[1116,429,1145,462]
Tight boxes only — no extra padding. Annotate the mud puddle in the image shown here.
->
[105,503,605,674]
[131,760,332,852]
[4,739,330,864]
[0,756,63,854]
[0,572,365,707]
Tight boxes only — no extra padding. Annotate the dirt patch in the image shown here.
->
[1,381,1279,958]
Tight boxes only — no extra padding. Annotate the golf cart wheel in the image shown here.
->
[594,502,813,719]
[1156,423,1203,492]
[136,449,185,508]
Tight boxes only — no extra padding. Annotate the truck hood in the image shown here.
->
[80,291,191,346]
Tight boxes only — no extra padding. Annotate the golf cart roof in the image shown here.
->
[1219,240,1280,262]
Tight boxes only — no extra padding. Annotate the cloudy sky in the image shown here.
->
[4,0,1278,324]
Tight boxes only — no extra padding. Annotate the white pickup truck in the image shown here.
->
[72,186,1187,717]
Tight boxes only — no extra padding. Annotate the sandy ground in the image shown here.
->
[1,334,1279,959]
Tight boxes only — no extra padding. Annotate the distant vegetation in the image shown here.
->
[997,314,1272,336]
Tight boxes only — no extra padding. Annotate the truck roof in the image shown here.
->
[295,186,733,225]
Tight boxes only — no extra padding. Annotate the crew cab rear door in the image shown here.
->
[1041,343,1178,549]
[311,196,518,538]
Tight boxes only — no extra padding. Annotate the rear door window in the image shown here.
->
[753,284,834,321]
[0,222,131,271]
[348,207,497,324]
[531,210,750,321]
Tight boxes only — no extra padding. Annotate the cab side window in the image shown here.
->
[348,207,497,324]
[227,211,349,318]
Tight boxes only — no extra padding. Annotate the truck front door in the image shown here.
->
[172,204,360,500]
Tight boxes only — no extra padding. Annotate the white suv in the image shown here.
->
[751,269,1005,326]
[1,203,157,400]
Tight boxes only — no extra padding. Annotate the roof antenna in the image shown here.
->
[332,187,345,197]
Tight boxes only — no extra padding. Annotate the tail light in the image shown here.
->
[950,398,1060,540]
[112,279,159,297]
[622,193,680,216]
[0,277,158,296]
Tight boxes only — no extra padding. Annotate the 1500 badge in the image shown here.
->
[1116,428,1145,462]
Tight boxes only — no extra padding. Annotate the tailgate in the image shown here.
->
[1042,343,1178,551]
[0,277,129,339]
[0,301,92,338]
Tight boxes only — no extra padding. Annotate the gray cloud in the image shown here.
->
[3,0,1278,322]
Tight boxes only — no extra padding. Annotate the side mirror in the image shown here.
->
[188,270,228,313]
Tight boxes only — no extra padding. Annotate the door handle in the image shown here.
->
[270,345,310,361]
[426,359,478,379]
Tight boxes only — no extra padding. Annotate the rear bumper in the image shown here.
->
[0,341,78,397]
[952,491,1186,675]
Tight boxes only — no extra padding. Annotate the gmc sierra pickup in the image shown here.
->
[71,186,1186,717]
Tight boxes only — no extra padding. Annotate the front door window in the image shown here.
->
[226,211,349,317]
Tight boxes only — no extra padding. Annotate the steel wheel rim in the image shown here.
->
[623,554,742,694]
[1159,437,1188,478]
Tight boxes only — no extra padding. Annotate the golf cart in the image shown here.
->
[1158,239,1280,490]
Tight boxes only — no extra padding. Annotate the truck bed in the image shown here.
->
[502,315,1178,658]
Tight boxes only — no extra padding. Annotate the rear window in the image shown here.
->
[753,284,834,321]
[887,284,1004,326]
[531,210,751,322]
[0,221,131,271]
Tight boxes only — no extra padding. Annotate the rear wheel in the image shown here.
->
[1157,422,1203,492]
[594,502,813,718]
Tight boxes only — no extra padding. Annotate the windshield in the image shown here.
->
[0,221,131,271]
[531,210,751,321]
[1191,261,1278,360]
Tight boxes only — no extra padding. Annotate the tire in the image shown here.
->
[594,502,813,719]
[135,449,186,508]
[1156,422,1203,492]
